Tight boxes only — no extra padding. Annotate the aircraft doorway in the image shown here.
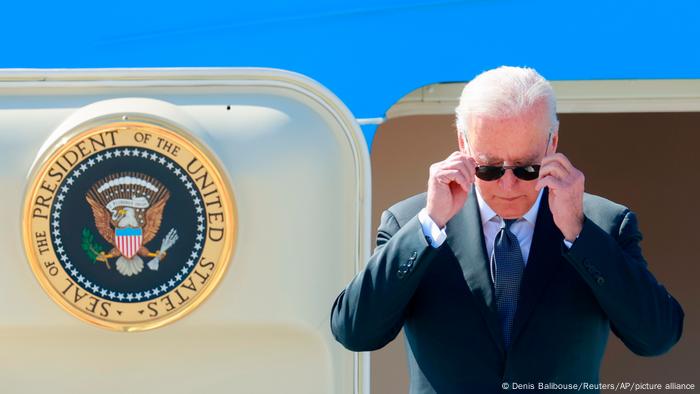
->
[369,80,699,393]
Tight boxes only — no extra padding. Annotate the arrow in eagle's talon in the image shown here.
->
[147,258,159,271]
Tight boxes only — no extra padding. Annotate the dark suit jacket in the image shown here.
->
[331,187,684,393]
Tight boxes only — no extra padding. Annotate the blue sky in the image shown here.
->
[3,0,699,138]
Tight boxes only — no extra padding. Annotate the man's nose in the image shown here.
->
[498,168,518,190]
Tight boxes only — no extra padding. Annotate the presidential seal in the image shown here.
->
[22,122,236,331]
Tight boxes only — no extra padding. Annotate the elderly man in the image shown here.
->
[330,66,684,393]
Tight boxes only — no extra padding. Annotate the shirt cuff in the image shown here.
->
[418,208,447,248]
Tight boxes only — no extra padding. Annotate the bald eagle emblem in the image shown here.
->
[82,172,179,276]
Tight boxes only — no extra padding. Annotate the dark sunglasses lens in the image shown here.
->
[512,165,540,180]
[475,166,504,181]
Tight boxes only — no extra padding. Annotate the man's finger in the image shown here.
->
[538,160,569,180]
[441,160,475,184]
[443,163,473,186]
[446,151,463,160]
[436,169,470,192]
[455,154,477,178]
[542,152,574,171]
[535,175,565,191]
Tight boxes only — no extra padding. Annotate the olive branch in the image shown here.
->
[80,228,111,269]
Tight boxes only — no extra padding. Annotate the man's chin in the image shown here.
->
[492,202,530,219]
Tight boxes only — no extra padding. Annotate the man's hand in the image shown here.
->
[535,153,585,242]
[426,151,476,228]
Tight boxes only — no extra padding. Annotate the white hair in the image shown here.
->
[455,66,559,138]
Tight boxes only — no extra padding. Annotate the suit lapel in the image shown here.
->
[510,187,564,346]
[446,185,505,356]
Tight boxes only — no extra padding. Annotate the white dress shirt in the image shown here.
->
[418,187,573,259]
[475,187,543,265]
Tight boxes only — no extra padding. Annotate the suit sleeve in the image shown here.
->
[563,210,684,356]
[330,210,441,351]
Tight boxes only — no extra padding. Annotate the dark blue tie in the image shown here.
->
[492,218,524,349]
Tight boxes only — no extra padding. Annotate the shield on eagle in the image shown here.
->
[115,227,143,259]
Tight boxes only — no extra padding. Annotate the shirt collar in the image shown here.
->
[474,185,544,226]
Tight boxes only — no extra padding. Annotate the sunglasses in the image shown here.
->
[475,164,541,181]
[466,130,553,182]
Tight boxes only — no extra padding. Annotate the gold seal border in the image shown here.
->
[22,120,237,332]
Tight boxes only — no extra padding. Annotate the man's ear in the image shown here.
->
[550,131,559,153]
[457,132,466,152]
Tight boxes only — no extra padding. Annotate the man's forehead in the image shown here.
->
[475,151,540,163]
[467,126,551,162]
